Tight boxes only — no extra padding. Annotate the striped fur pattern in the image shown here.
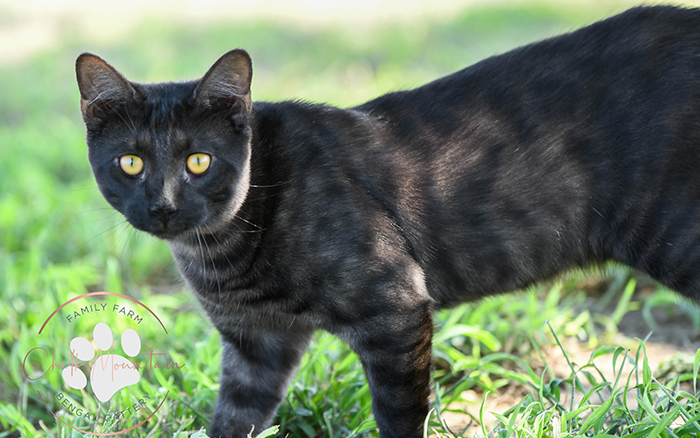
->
[78,6,700,437]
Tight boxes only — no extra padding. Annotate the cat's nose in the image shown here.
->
[148,204,178,224]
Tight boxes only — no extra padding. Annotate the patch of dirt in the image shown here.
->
[437,296,700,435]
[616,304,700,352]
[437,339,685,435]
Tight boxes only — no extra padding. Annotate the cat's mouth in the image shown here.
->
[149,227,187,240]
[124,200,235,241]
[139,224,187,240]
[129,215,196,241]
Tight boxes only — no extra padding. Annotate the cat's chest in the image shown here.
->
[168,238,321,330]
[193,288,317,333]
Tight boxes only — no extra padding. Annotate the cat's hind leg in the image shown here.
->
[340,262,434,438]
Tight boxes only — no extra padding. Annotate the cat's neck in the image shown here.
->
[167,99,384,297]
[166,102,290,289]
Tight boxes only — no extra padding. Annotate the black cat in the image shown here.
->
[77,5,700,437]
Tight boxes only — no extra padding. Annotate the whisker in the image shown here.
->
[119,226,138,285]
[124,109,138,136]
[196,201,266,233]
[69,184,101,191]
[233,213,265,231]
[231,224,265,234]
[77,220,129,253]
[204,224,237,272]
[249,180,293,188]
[112,220,132,254]
[91,88,137,136]
[68,208,120,222]
[129,231,141,285]
[243,193,284,202]
[195,227,208,286]
[200,226,222,294]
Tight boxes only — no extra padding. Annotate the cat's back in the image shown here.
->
[350,4,700,208]
[349,5,700,303]
[358,5,700,123]
[251,6,700,305]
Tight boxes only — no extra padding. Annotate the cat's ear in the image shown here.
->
[195,49,252,114]
[76,53,138,121]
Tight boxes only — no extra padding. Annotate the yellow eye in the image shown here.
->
[187,153,211,175]
[119,155,143,175]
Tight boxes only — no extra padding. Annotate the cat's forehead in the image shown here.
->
[134,126,188,149]
[137,80,199,123]
[139,80,198,102]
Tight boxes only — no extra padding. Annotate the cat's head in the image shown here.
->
[76,50,253,240]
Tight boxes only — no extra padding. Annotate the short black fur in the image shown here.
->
[77,6,700,437]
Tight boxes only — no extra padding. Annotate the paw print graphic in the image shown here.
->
[62,322,141,402]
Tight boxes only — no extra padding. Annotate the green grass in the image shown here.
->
[1,2,699,437]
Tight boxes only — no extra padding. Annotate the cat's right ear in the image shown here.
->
[76,53,138,122]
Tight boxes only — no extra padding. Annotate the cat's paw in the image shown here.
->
[63,322,141,402]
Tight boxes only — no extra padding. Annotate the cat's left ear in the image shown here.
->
[195,49,253,114]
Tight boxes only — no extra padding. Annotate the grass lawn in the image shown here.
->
[2,1,700,437]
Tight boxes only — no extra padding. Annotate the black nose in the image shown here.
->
[148,204,178,225]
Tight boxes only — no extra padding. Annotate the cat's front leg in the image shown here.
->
[346,296,434,438]
[209,328,313,438]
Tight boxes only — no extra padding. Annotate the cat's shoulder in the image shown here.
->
[253,100,378,135]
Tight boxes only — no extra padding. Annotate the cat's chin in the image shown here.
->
[132,215,234,241]
[148,229,187,241]
[133,222,193,241]
[148,225,216,242]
